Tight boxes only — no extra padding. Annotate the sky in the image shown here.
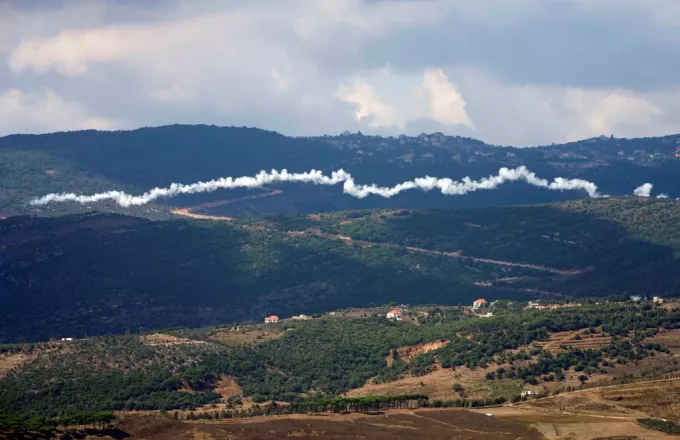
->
[2,0,680,146]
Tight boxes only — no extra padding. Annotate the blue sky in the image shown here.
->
[2,0,680,145]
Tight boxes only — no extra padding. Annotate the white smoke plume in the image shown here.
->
[633,183,653,197]
[30,166,603,208]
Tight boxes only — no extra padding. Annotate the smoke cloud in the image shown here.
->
[30,166,604,208]
[633,183,653,197]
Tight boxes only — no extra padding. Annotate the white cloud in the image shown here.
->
[335,80,396,128]
[0,89,117,135]
[563,90,661,141]
[420,69,474,129]
[3,1,680,142]
[148,84,199,104]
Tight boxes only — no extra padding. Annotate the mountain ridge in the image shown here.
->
[1,124,680,218]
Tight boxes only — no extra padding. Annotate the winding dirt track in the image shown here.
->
[294,229,581,275]
[172,194,583,276]
[171,189,282,220]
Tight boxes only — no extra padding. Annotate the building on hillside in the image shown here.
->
[386,309,403,321]
[526,301,540,309]
[472,298,488,310]
[629,295,642,302]
[481,312,494,318]
[653,296,664,305]
[264,315,279,324]
[61,337,73,341]
[292,314,312,321]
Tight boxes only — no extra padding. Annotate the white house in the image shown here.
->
[292,314,312,321]
[386,309,403,321]
[653,296,664,305]
[472,298,488,310]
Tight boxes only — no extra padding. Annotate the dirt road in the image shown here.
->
[172,194,584,276]
[295,229,582,276]
[171,189,282,220]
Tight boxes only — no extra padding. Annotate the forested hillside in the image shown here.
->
[2,125,680,218]
[1,303,677,417]
[1,197,679,343]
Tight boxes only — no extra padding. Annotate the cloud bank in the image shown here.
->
[3,1,680,144]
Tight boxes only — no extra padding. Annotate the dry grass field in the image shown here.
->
[473,406,674,440]
[0,353,29,380]
[208,326,285,347]
[474,378,680,439]
[141,333,207,346]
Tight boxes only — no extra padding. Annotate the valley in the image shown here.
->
[2,126,680,438]
[2,196,680,343]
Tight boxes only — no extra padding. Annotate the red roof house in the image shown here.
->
[386,309,403,321]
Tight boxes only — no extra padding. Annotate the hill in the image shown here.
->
[1,197,680,343]
[0,302,677,427]
[2,125,680,218]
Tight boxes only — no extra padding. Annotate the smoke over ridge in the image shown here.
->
[633,183,653,197]
[30,166,604,208]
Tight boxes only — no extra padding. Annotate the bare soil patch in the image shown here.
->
[385,340,448,366]
[117,409,544,440]
[473,407,674,440]
[528,378,680,422]
[214,375,243,398]
[141,333,206,346]
[0,353,29,380]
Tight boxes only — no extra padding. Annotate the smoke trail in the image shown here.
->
[633,183,653,197]
[30,166,604,208]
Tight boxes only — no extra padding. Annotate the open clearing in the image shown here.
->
[115,409,543,440]
[466,378,680,439]
[209,326,285,347]
[527,378,680,422]
[473,406,674,440]
[0,353,29,380]
[141,333,206,346]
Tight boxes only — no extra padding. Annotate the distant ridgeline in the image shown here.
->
[0,197,679,342]
[1,125,680,217]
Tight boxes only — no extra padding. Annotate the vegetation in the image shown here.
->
[638,418,680,435]
[2,124,680,218]
[3,197,680,342]
[0,411,116,434]
[0,303,677,418]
